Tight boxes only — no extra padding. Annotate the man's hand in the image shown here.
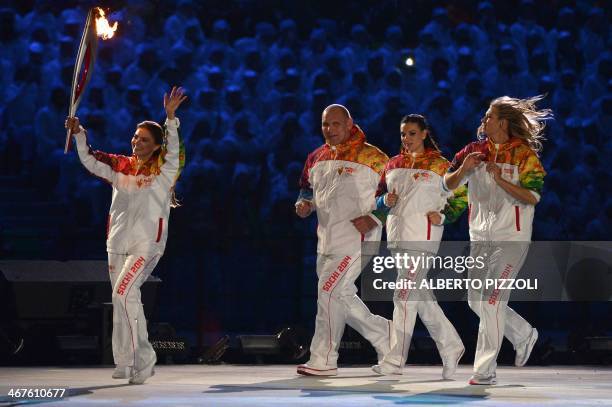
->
[295,200,313,218]
[65,116,81,135]
[486,161,502,182]
[351,215,377,234]
[164,86,187,120]
[385,188,399,207]
[426,211,442,225]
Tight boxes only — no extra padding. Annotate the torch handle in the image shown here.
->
[64,127,72,154]
[64,108,75,154]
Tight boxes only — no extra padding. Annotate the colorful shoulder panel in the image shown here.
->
[355,142,388,175]
[492,140,546,195]
[299,125,388,190]
[516,145,546,195]
[298,144,327,190]
[421,153,450,176]
[89,149,137,175]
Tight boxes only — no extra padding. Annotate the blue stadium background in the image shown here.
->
[0,0,610,364]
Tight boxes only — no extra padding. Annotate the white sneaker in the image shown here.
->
[515,328,538,367]
[129,356,156,385]
[441,346,465,379]
[297,364,338,376]
[371,361,402,375]
[469,373,497,385]
[112,366,132,379]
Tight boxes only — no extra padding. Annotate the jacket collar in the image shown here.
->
[400,146,441,158]
[326,124,366,151]
[129,154,162,176]
[486,136,525,152]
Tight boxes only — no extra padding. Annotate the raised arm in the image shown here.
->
[160,87,187,183]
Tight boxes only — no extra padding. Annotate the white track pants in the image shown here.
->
[467,242,534,376]
[108,252,160,370]
[307,252,391,369]
[383,250,463,367]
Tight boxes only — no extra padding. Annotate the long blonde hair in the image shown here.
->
[480,95,553,154]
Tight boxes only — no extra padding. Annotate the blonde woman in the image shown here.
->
[444,95,552,385]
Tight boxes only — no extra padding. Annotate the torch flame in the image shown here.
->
[94,7,118,39]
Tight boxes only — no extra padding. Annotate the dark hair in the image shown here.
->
[136,120,182,208]
[400,114,441,151]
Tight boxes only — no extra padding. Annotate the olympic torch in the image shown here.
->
[64,7,118,153]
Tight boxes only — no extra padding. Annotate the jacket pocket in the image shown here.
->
[155,218,163,242]
[514,206,521,232]
[106,214,111,240]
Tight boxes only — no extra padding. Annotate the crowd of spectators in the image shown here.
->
[1,1,609,242]
[0,0,609,342]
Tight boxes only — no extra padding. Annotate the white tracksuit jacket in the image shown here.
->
[443,137,546,242]
[74,117,183,255]
[375,148,467,253]
[297,125,388,255]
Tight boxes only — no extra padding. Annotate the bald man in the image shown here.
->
[295,105,391,376]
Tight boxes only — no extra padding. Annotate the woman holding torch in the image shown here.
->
[65,86,186,384]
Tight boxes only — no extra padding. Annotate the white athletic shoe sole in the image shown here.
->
[297,364,338,376]
[371,362,402,375]
[469,373,497,385]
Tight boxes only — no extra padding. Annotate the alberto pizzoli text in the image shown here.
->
[372,278,538,291]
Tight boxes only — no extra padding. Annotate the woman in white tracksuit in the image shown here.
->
[373,114,465,379]
[65,87,187,384]
[444,95,551,385]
